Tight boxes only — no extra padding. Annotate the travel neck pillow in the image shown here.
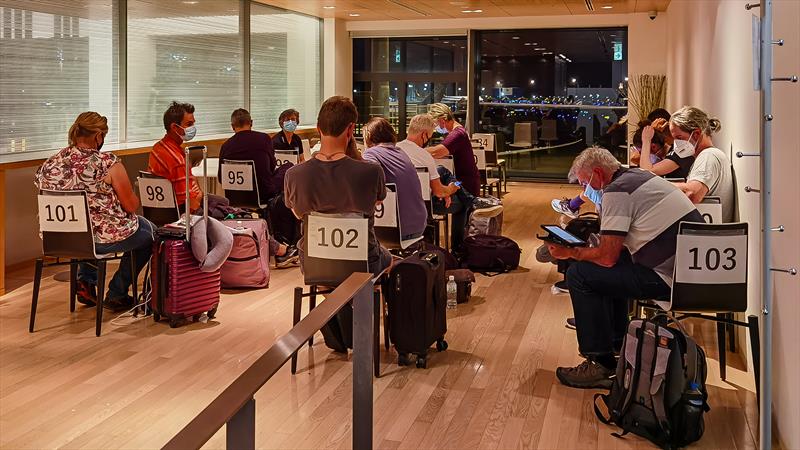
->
[190,216,234,272]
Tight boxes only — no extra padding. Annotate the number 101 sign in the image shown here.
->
[675,234,747,284]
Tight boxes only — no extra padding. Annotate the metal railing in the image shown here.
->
[161,272,376,450]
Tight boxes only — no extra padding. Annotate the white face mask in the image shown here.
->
[672,132,697,158]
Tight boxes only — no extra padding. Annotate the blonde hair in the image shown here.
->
[68,112,108,147]
[407,114,436,136]
[568,146,621,183]
[670,106,722,136]
[428,103,454,121]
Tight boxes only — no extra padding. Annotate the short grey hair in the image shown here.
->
[407,114,435,136]
[568,146,621,183]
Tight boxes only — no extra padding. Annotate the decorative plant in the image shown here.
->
[627,74,667,123]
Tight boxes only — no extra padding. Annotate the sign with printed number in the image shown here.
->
[436,157,454,173]
[416,170,431,201]
[138,177,175,209]
[473,149,487,170]
[301,139,311,161]
[374,190,398,228]
[696,198,723,224]
[37,194,88,232]
[221,163,253,191]
[307,215,368,261]
[675,234,747,284]
[275,151,299,166]
[472,133,495,152]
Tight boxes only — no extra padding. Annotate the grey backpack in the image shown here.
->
[594,318,709,449]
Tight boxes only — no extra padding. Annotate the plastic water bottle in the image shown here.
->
[447,276,457,310]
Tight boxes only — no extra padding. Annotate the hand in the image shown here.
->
[444,196,452,208]
[642,125,655,143]
[630,151,641,165]
[448,182,461,194]
[547,244,573,260]
[651,118,668,132]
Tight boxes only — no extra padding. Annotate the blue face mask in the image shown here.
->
[435,125,448,135]
[583,173,603,205]
[181,125,196,142]
[283,120,298,133]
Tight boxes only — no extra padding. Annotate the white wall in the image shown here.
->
[666,0,799,448]
[323,18,352,99]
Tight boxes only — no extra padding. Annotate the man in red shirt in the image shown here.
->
[148,101,204,212]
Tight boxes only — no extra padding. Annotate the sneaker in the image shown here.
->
[556,359,614,389]
[536,244,556,264]
[554,280,569,293]
[103,295,135,312]
[76,280,97,307]
[551,198,579,219]
[565,317,576,329]
[275,245,300,268]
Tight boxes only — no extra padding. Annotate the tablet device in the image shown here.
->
[537,224,587,247]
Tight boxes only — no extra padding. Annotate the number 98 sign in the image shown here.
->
[675,234,747,284]
[306,215,368,261]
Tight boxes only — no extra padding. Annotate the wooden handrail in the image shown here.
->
[161,272,375,450]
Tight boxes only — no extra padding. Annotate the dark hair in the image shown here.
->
[230,108,252,128]
[362,117,397,147]
[279,108,299,126]
[632,120,666,148]
[163,101,195,131]
[317,96,358,137]
[646,108,671,122]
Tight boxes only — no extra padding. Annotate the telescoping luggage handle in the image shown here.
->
[184,145,209,242]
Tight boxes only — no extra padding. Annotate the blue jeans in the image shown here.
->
[432,166,475,251]
[78,216,155,299]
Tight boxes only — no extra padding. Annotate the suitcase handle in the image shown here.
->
[183,145,208,242]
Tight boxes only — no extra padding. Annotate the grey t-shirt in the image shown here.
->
[687,147,734,222]
[284,156,387,264]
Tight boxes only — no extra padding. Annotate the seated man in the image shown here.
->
[284,96,391,277]
[548,147,702,389]
[219,108,298,267]
[362,116,428,242]
[425,103,481,197]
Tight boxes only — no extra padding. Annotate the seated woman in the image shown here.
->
[34,112,154,312]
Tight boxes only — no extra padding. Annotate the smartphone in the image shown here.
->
[454,181,462,187]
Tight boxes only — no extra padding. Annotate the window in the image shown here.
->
[0,2,118,154]
[126,0,242,142]
[250,3,321,129]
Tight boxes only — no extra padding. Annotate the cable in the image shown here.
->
[109,260,152,326]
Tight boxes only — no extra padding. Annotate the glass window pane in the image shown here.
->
[0,2,118,154]
[251,3,321,128]
[126,0,241,142]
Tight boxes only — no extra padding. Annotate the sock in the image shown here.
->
[568,196,585,211]
[593,353,617,371]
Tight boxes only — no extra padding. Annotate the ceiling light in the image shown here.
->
[571,78,577,83]
[558,53,567,59]
[461,9,482,13]
[182,0,198,4]
[543,51,553,55]
[349,13,360,16]
[443,41,449,44]
[534,47,546,51]
[512,36,520,40]
[529,79,535,85]
[524,43,532,46]
[602,5,613,9]
[323,5,335,9]
[496,81,501,85]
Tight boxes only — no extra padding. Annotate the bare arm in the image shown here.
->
[647,159,681,176]
[104,162,139,213]
[427,144,450,159]
[674,180,709,204]
[548,234,626,268]
[431,179,458,199]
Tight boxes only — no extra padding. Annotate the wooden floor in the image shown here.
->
[0,183,759,450]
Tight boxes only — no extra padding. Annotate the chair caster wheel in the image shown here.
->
[398,353,411,366]
[416,356,427,369]
[436,339,448,352]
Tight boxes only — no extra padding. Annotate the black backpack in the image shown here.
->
[565,212,600,240]
[594,317,709,449]
[461,235,521,275]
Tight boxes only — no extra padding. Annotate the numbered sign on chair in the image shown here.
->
[675,234,747,284]
[221,163,253,191]
[416,170,431,201]
[436,157,454,173]
[374,190,398,228]
[37,194,88,232]
[473,149,487,170]
[696,197,723,224]
[306,215,368,261]
[138,177,175,209]
[275,151,299,166]
[472,133,495,152]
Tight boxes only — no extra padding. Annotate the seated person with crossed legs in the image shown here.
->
[218,108,298,267]
[547,147,702,389]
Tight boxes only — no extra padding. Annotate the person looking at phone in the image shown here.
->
[547,146,702,390]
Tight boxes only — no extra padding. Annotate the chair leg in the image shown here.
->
[69,260,77,313]
[95,261,107,337]
[373,290,380,378]
[309,285,317,347]
[716,313,727,381]
[130,253,138,312]
[382,296,390,350]
[748,315,760,404]
[291,287,302,374]
[29,258,44,333]
[726,312,736,352]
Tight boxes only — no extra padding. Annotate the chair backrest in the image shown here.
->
[513,122,532,144]
[374,184,401,250]
[275,150,299,167]
[221,159,266,209]
[435,156,455,174]
[138,171,179,226]
[473,148,487,171]
[696,196,723,224]
[540,119,557,141]
[669,221,748,312]
[301,139,311,162]
[473,133,498,164]
[37,190,97,259]
[302,212,370,286]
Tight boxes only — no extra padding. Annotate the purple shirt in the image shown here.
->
[363,143,428,238]
[441,126,480,196]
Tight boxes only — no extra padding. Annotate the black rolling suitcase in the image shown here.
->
[384,250,448,368]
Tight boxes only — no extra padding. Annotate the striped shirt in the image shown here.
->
[601,168,703,286]
[148,134,203,212]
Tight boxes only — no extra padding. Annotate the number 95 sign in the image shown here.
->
[675,234,747,284]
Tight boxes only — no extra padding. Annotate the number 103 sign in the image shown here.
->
[675,234,747,284]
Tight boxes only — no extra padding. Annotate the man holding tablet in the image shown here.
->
[545,147,702,389]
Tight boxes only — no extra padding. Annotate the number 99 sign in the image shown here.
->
[306,215,368,261]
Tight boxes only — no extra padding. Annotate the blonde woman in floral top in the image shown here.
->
[35,112,155,312]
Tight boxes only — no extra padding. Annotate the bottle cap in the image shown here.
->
[449,275,455,281]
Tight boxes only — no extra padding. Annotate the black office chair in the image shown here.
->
[30,190,137,337]
[291,213,384,377]
[137,171,179,227]
[275,149,300,167]
[221,159,267,210]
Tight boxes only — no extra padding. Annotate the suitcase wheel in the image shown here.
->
[207,307,217,320]
[153,312,161,322]
[415,355,427,369]
[436,339,448,352]
[169,317,181,328]
[192,314,201,323]
[398,353,412,366]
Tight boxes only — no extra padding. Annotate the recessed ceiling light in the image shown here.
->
[512,36,520,40]
[496,81,501,85]
[529,79,535,85]
[461,9,482,13]
[534,47,546,51]
[182,0,198,4]
[443,41,449,44]
[349,13,360,16]
[602,5,613,9]
[524,43,532,46]
[323,5,335,9]
[543,51,554,55]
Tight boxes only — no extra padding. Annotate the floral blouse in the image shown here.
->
[34,146,138,244]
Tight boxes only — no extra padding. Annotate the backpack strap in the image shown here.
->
[650,326,673,441]
[617,322,646,417]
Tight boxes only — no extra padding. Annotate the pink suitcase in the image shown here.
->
[220,218,270,288]
[150,145,221,327]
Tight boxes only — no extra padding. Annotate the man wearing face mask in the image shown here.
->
[148,101,204,212]
[547,146,702,389]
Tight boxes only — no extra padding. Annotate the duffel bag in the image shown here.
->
[462,235,521,275]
